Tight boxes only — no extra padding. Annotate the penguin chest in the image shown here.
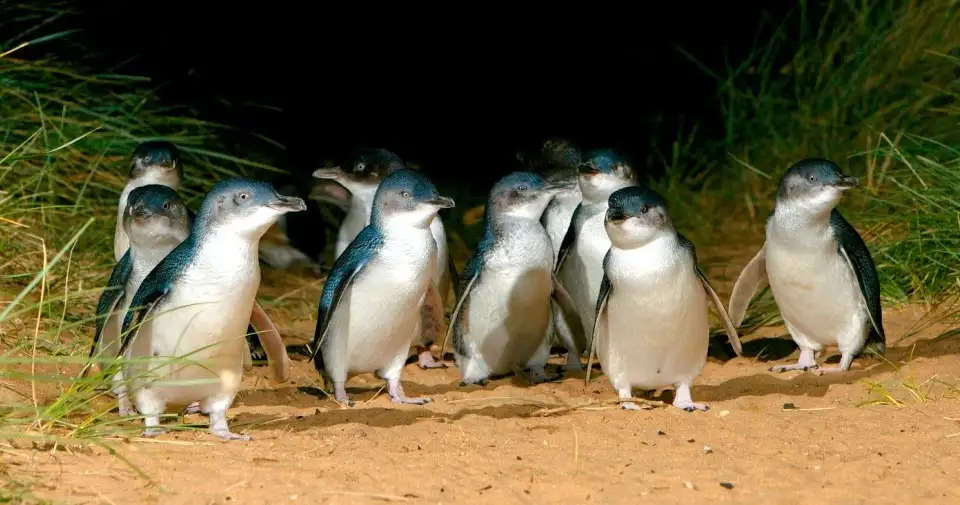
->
[462,228,554,372]
[765,234,864,345]
[335,236,436,372]
[598,244,709,390]
[561,209,609,328]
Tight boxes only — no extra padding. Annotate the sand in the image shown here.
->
[2,297,959,504]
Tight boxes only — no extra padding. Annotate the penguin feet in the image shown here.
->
[525,366,562,384]
[142,427,168,438]
[209,411,251,442]
[333,382,355,407]
[770,349,819,373]
[119,406,138,417]
[182,402,202,415]
[117,396,137,417]
[814,353,855,375]
[672,383,709,412]
[387,378,432,405]
[619,402,643,411]
[459,379,488,387]
[558,353,584,373]
[416,349,447,369]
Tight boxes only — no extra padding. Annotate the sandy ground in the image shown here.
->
[2,297,959,504]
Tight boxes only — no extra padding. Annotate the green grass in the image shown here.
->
[1,0,959,484]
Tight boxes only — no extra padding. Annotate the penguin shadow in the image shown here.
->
[233,386,570,432]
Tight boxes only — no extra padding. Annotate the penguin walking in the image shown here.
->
[118,179,305,440]
[521,140,587,371]
[310,170,455,406]
[111,141,282,364]
[728,158,885,373]
[441,172,585,385]
[91,185,191,416]
[590,187,742,411]
[555,149,637,352]
[312,148,459,369]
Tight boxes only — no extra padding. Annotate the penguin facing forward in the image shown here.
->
[91,184,191,416]
[555,149,638,352]
[113,142,182,262]
[118,179,305,440]
[441,172,585,386]
[728,158,885,373]
[313,148,460,369]
[310,169,455,406]
[590,187,742,411]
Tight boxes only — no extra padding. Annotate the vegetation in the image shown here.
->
[0,0,957,478]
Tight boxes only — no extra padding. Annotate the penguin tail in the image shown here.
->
[861,329,886,358]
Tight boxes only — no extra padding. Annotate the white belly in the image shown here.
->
[765,236,866,349]
[461,265,552,374]
[324,233,436,376]
[458,223,555,374]
[124,246,259,407]
[596,241,709,391]
[558,210,609,342]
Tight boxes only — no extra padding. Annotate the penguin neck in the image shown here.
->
[130,238,180,273]
[770,199,835,240]
[350,184,379,225]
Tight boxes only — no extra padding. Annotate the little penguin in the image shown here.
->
[310,169,454,406]
[555,149,637,353]
[90,184,190,416]
[516,138,585,263]
[113,141,182,262]
[118,179,306,439]
[440,171,585,386]
[727,158,885,373]
[589,186,743,411]
[517,139,587,370]
[111,141,278,365]
[313,148,459,369]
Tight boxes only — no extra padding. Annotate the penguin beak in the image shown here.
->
[312,166,344,181]
[544,179,578,192]
[833,174,860,190]
[606,209,627,224]
[267,195,307,212]
[129,203,151,219]
[577,164,601,176]
[424,196,456,209]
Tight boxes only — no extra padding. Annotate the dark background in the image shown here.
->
[62,2,811,188]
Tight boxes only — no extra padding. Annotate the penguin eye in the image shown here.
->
[517,185,527,192]
[808,174,816,182]
[237,192,250,202]
[162,202,170,210]
[640,205,649,214]
[354,162,366,172]
[400,190,411,198]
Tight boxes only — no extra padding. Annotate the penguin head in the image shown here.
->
[372,169,454,229]
[198,178,307,238]
[312,148,406,195]
[123,184,191,248]
[128,141,182,185]
[577,149,637,202]
[605,186,673,248]
[776,158,860,214]
[489,171,575,220]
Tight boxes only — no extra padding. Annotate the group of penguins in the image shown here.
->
[88,139,886,441]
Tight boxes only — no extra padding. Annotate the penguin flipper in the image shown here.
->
[554,202,583,273]
[250,301,293,382]
[831,209,885,355]
[728,245,768,327]
[441,251,483,359]
[586,257,612,385]
[697,266,743,357]
[85,249,133,375]
[550,272,586,353]
[310,226,382,365]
